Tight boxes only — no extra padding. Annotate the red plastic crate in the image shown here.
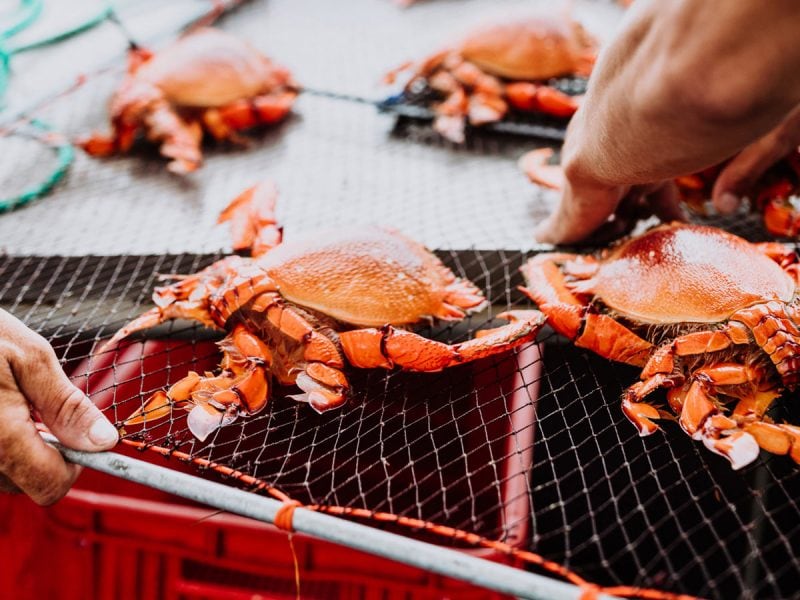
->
[0,468,515,599]
[0,340,541,599]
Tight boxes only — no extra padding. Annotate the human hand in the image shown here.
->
[534,171,686,245]
[0,309,118,505]
[711,104,800,214]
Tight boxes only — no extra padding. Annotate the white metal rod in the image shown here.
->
[42,434,620,600]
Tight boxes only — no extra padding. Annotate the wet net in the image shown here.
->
[2,246,799,599]
[1,1,799,599]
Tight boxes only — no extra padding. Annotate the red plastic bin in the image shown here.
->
[0,341,541,599]
[0,468,513,599]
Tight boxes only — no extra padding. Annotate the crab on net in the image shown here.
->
[79,26,298,174]
[9,243,799,599]
[49,180,704,600]
[384,13,595,144]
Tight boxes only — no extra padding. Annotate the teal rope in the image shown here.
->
[0,0,44,41]
[0,42,8,101]
[0,0,43,101]
[0,119,74,213]
[0,0,113,104]
[10,3,112,54]
[0,1,109,211]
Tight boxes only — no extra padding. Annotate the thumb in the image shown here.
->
[10,338,118,451]
[535,179,625,244]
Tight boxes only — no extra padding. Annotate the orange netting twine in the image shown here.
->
[122,439,699,600]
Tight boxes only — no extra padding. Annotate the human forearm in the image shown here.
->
[564,0,800,187]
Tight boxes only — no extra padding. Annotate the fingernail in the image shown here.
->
[717,192,740,215]
[88,418,119,447]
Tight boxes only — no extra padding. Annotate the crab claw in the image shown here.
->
[621,394,662,436]
[291,370,347,413]
[187,402,238,442]
[743,422,800,463]
[123,390,175,426]
[702,430,760,471]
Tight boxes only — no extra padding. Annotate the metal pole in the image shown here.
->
[42,435,620,600]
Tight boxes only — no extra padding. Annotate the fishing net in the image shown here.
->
[1,1,798,599]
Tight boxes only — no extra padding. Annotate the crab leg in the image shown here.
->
[758,182,800,238]
[203,90,297,140]
[433,86,469,144]
[97,301,218,355]
[626,368,762,469]
[137,99,204,174]
[77,47,155,157]
[97,256,257,354]
[247,295,349,412]
[339,310,544,371]
[732,302,800,388]
[217,180,283,257]
[505,82,580,118]
[520,254,654,365]
[518,148,565,190]
[123,324,273,441]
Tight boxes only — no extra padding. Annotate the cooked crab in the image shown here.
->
[80,28,298,174]
[521,147,800,238]
[101,181,544,440]
[520,223,800,469]
[386,16,596,143]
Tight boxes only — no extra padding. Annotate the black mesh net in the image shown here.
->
[2,246,799,599]
[2,1,799,599]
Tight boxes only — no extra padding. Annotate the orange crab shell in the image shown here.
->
[134,28,295,108]
[261,227,486,327]
[521,223,800,468]
[459,18,596,81]
[582,225,795,324]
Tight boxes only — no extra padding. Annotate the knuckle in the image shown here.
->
[27,335,56,363]
[32,479,71,506]
[53,386,92,429]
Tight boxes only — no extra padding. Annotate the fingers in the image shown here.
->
[1,310,118,451]
[712,104,800,213]
[649,181,688,223]
[534,178,625,244]
[711,132,795,214]
[535,179,684,245]
[0,378,82,505]
[0,473,21,495]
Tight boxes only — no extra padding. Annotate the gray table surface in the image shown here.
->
[0,0,624,256]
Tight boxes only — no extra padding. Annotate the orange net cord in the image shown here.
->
[121,438,700,600]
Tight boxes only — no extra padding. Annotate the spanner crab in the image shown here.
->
[386,15,596,143]
[520,147,800,238]
[80,28,298,174]
[520,222,800,469]
[100,182,545,441]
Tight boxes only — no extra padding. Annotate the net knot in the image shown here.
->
[579,584,601,600]
[275,499,302,533]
